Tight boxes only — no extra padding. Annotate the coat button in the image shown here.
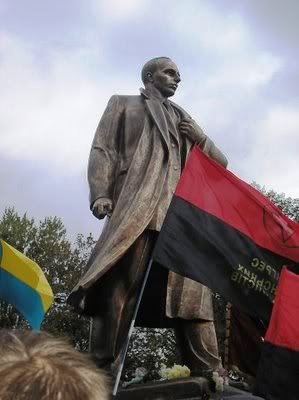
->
[174,166,178,171]
[171,142,176,148]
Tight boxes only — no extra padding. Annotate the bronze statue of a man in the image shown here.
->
[68,57,228,374]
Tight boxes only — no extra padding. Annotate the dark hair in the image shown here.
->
[0,330,110,400]
[141,57,172,84]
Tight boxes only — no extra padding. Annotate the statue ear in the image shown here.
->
[147,72,153,82]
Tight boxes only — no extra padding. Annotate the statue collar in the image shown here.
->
[140,87,166,103]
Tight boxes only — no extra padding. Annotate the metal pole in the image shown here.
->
[112,258,153,398]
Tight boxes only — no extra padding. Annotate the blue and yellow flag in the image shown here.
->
[0,239,54,329]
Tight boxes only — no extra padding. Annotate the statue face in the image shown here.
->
[152,59,181,98]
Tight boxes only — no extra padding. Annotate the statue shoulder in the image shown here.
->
[103,95,140,114]
[107,94,143,110]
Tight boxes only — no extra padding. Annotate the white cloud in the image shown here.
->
[168,2,283,133]
[0,32,137,174]
[166,1,296,199]
[0,0,5,13]
[241,106,299,197]
[205,53,282,91]
[91,0,148,20]
[170,2,250,53]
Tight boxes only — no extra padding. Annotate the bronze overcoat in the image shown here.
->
[68,91,227,321]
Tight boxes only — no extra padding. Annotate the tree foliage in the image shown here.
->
[125,327,180,381]
[0,207,94,350]
[252,183,299,222]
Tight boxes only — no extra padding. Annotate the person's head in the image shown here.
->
[141,57,181,98]
[0,330,110,400]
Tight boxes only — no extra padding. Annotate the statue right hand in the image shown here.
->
[92,198,113,220]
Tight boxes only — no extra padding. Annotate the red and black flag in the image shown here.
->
[153,147,299,322]
[255,266,299,398]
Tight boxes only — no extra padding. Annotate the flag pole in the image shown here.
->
[112,258,153,398]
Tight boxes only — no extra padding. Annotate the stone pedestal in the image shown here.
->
[115,377,210,399]
[115,379,262,399]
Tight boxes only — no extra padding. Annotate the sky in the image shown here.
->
[1,0,299,241]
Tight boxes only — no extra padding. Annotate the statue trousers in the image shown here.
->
[89,230,222,373]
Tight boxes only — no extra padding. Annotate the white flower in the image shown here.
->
[159,364,191,380]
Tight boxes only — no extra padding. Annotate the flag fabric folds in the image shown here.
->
[0,239,53,329]
[255,266,299,399]
[153,146,299,322]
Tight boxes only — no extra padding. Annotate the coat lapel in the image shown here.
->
[163,107,180,145]
[141,89,169,149]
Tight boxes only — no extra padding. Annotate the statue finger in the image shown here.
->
[179,128,189,135]
[179,121,189,126]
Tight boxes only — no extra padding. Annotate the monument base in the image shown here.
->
[115,378,259,399]
[115,376,210,399]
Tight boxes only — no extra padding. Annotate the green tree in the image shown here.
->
[253,183,299,222]
[0,207,95,350]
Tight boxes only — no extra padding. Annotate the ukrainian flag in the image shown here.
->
[0,239,54,329]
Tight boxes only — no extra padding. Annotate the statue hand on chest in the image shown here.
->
[179,118,206,145]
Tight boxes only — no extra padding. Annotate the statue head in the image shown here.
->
[141,57,181,98]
